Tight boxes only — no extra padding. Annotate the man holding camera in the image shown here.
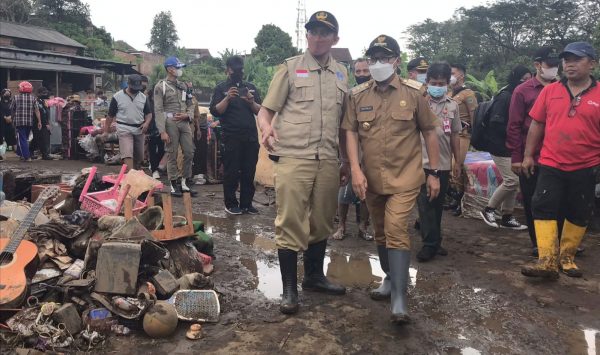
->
[210,55,262,215]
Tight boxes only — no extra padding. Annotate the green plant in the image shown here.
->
[465,70,498,100]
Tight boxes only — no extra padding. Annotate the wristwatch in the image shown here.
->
[428,169,441,178]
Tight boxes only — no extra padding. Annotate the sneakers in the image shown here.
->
[480,207,499,228]
[499,215,527,230]
[152,170,160,179]
[242,206,259,214]
[181,178,198,197]
[193,174,207,185]
[170,180,183,197]
[225,206,243,215]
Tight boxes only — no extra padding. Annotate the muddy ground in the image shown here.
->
[2,156,599,355]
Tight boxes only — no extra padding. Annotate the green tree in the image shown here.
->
[465,70,498,100]
[114,40,136,52]
[252,24,299,66]
[147,11,179,55]
[0,0,32,23]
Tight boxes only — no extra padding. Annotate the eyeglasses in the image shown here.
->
[366,56,397,65]
[568,96,581,117]
[307,28,334,38]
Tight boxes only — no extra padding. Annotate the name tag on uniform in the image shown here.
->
[360,106,373,112]
[181,90,186,101]
[336,71,344,81]
[296,69,309,78]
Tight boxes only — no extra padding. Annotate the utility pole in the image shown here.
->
[295,0,307,51]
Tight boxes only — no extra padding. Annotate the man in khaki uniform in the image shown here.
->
[257,11,349,315]
[449,63,478,214]
[153,56,197,197]
[343,35,440,324]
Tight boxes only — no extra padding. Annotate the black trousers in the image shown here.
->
[148,135,165,173]
[30,124,50,157]
[532,165,597,227]
[417,170,450,250]
[193,128,208,176]
[222,134,259,209]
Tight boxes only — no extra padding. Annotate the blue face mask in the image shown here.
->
[416,73,427,83]
[427,85,448,98]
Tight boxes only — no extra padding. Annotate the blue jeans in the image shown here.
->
[16,126,32,159]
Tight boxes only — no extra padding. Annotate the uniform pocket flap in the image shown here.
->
[392,110,414,121]
[294,78,314,88]
[357,112,375,122]
[283,115,312,124]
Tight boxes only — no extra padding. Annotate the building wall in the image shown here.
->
[2,36,79,55]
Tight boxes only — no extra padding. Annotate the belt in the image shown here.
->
[116,120,143,128]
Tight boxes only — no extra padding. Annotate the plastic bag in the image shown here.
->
[0,142,6,156]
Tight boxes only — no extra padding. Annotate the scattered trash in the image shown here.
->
[186,323,203,340]
[142,301,178,338]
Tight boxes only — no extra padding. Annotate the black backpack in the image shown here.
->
[470,87,508,152]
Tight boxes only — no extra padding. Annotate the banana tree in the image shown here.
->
[465,70,498,100]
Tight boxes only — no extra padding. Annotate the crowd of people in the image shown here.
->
[1,9,598,326]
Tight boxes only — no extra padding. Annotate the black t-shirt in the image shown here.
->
[36,98,49,126]
[209,79,261,138]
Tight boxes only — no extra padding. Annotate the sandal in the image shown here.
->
[358,228,374,241]
[332,228,346,240]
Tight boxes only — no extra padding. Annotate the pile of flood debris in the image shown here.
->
[0,165,219,352]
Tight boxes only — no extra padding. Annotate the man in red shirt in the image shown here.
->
[506,47,560,255]
[521,42,600,279]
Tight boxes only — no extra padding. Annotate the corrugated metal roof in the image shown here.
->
[0,21,85,48]
[0,59,103,75]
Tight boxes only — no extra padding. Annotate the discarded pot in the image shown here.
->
[142,301,178,338]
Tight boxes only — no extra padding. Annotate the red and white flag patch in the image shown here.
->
[296,69,309,78]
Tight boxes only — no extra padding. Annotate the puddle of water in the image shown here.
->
[240,258,282,299]
[584,328,598,355]
[473,288,482,293]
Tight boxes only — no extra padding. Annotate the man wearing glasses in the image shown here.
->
[257,11,349,315]
[521,42,600,280]
[343,35,440,324]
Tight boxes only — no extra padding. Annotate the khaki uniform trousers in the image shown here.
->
[274,157,339,252]
[366,187,420,250]
[165,119,195,181]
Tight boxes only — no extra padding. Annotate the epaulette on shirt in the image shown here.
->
[350,81,372,96]
[402,78,423,91]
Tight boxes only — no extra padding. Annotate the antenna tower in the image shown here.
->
[295,0,307,50]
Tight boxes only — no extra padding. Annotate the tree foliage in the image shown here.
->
[0,0,32,23]
[406,0,600,86]
[252,24,299,66]
[147,11,179,56]
[114,40,136,52]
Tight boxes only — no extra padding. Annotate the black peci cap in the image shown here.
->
[407,57,429,71]
[305,11,339,34]
[534,47,560,66]
[365,35,401,57]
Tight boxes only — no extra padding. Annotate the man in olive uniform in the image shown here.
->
[407,57,430,84]
[449,63,478,214]
[257,11,349,315]
[153,56,197,197]
[343,35,440,324]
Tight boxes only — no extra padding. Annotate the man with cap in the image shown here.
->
[521,42,600,280]
[210,55,262,215]
[107,74,152,171]
[448,63,478,215]
[153,57,197,197]
[257,10,349,315]
[407,57,429,84]
[32,86,52,160]
[343,35,440,324]
[506,46,560,256]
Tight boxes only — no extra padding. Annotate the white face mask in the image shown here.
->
[416,73,427,84]
[369,61,396,82]
[450,75,457,86]
[175,68,183,77]
[540,67,558,81]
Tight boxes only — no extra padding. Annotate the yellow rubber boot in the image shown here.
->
[521,220,559,280]
[559,220,586,278]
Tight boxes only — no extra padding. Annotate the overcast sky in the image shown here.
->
[87,0,487,59]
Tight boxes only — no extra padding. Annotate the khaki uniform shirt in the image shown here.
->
[421,95,461,170]
[262,52,348,160]
[153,79,195,134]
[342,75,438,195]
[452,87,478,134]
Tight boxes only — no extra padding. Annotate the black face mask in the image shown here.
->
[129,88,140,94]
[355,75,371,85]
